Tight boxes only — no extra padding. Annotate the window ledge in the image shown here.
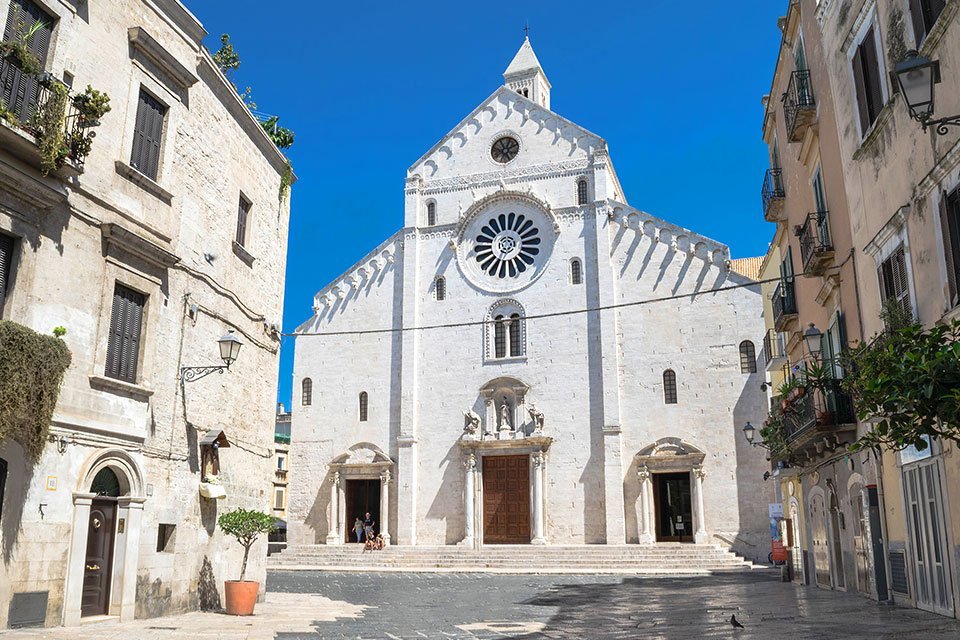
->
[89,374,154,400]
[486,356,528,364]
[115,161,173,204]
[852,101,895,162]
[232,240,256,266]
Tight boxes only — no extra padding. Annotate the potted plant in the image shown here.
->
[72,86,111,127]
[217,508,276,616]
[0,19,45,75]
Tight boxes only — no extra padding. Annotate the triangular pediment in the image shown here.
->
[407,87,606,182]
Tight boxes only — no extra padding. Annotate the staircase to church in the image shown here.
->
[268,544,765,574]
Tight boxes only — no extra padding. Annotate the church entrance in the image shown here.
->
[653,472,693,543]
[344,479,380,543]
[482,455,530,544]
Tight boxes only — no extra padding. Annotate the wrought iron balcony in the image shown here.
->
[798,211,834,273]
[782,69,817,142]
[275,468,288,482]
[772,280,798,331]
[762,328,787,369]
[781,379,855,445]
[761,168,786,222]
[0,57,90,173]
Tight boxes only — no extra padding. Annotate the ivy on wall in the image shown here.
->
[0,321,72,461]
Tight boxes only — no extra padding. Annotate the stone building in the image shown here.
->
[286,39,772,557]
[0,0,291,628]
[273,404,291,520]
[760,0,960,619]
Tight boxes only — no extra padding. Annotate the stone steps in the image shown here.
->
[268,544,764,574]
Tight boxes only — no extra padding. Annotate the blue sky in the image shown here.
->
[188,1,784,408]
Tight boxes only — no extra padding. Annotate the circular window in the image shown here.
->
[475,212,541,278]
[491,136,520,163]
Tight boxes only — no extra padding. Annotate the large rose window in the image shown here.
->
[456,195,555,294]
[474,212,541,278]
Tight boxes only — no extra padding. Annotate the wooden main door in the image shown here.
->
[654,473,693,543]
[81,499,117,617]
[482,455,530,544]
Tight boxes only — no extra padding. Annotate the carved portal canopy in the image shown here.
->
[330,442,394,477]
[634,437,706,473]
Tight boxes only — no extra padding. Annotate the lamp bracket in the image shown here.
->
[920,113,960,136]
[180,364,228,383]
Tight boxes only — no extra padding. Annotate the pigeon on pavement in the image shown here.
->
[730,614,745,629]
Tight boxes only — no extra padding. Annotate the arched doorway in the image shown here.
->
[634,438,708,544]
[63,450,145,626]
[809,490,831,588]
[325,443,394,545]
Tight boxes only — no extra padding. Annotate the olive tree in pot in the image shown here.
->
[217,508,277,615]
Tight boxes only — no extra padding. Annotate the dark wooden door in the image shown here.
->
[654,473,693,543]
[482,455,530,544]
[81,499,116,617]
[344,479,380,543]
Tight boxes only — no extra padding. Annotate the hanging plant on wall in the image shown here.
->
[0,321,72,462]
[35,78,69,175]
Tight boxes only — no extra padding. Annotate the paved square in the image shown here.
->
[268,570,960,639]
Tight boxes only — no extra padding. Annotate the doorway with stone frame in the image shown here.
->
[634,438,708,545]
[325,444,393,546]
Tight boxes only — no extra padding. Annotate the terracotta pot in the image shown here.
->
[224,580,259,615]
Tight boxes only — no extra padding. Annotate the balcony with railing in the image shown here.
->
[781,379,856,455]
[761,168,786,222]
[761,328,787,370]
[782,69,816,142]
[0,57,99,176]
[275,468,288,483]
[798,211,834,273]
[772,280,798,331]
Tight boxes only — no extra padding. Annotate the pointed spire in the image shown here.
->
[504,36,547,79]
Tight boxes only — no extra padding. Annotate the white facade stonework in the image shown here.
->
[0,0,290,628]
[288,40,770,556]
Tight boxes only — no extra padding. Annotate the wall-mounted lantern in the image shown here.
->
[893,50,960,135]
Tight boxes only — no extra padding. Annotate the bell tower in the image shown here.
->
[503,37,551,110]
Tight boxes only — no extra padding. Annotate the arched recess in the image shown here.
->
[634,438,708,545]
[478,376,531,437]
[326,443,394,546]
[63,449,146,626]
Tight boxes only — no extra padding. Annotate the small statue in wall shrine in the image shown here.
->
[463,410,481,436]
[499,396,512,429]
[528,405,545,434]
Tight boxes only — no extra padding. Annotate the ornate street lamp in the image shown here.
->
[181,330,244,383]
[742,421,770,451]
[893,50,960,135]
[803,323,823,360]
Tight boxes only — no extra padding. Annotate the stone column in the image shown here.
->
[116,497,145,621]
[461,453,477,548]
[63,492,96,626]
[693,466,708,544]
[326,471,341,544]
[396,436,418,545]
[380,469,392,545]
[637,465,654,544]
[531,451,547,544]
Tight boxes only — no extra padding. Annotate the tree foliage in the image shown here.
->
[212,34,241,78]
[0,321,72,461]
[217,508,277,582]
[842,307,960,452]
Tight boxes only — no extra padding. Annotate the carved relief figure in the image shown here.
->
[528,404,545,434]
[463,410,481,435]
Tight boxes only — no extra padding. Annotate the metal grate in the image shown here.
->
[8,591,47,628]
[889,550,909,595]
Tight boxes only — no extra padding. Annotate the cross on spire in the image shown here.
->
[523,22,529,38]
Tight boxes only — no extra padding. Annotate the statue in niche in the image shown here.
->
[528,405,545,434]
[463,410,481,436]
[499,395,512,429]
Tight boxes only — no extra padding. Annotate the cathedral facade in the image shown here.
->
[287,39,771,555]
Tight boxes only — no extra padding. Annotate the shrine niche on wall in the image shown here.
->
[199,429,230,499]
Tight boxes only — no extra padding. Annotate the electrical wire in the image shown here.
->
[288,267,837,338]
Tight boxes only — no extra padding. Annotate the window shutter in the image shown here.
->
[105,284,145,383]
[891,246,912,318]
[236,197,250,246]
[0,233,14,316]
[852,47,871,135]
[910,0,927,43]
[861,29,884,125]
[130,90,165,180]
[2,0,53,121]
[941,190,960,308]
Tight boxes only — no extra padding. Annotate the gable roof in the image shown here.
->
[407,86,605,176]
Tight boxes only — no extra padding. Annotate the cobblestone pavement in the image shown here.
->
[4,571,960,639]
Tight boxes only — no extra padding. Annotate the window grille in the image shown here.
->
[739,340,757,374]
[663,369,678,404]
[571,259,582,285]
[577,179,588,205]
[301,378,313,406]
[359,391,368,421]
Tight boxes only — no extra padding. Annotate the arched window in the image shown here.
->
[509,313,521,357]
[570,259,583,285]
[427,202,436,226]
[359,391,368,422]
[577,179,588,205]
[494,315,507,358]
[663,369,678,404]
[487,299,526,360]
[301,378,313,406]
[739,340,757,374]
[435,276,446,301]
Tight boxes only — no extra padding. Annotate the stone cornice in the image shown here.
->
[423,158,589,195]
[128,27,199,90]
[101,223,180,269]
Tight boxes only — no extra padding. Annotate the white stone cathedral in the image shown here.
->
[288,39,772,555]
